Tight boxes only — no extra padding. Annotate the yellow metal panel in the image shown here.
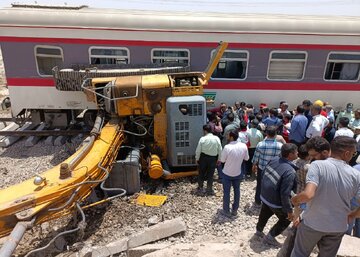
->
[114,76,144,116]
[141,74,170,89]
[91,77,117,84]
[171,86,203,96]
[136,194,167,207]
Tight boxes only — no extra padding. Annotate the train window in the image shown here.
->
[151,49,190,64]
[89,47,130,65]
[210,50,248,80]
[324,52,360,81]
[35,46,64,76]
[267,51,307,80]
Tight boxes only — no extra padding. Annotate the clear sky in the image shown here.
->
[2,0,360,16]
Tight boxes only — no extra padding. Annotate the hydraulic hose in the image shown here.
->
[68,112,104,171]
[25,203,86,257]
[0,219,35,257]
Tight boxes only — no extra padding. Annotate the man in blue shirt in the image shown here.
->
[289,105,308,147]
[262,108,282,128]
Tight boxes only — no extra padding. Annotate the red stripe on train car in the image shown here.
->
[7,78,54,87]
[1,36,360,50]
[6,78,360,91]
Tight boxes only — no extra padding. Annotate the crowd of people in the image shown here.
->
[195,99,360,257]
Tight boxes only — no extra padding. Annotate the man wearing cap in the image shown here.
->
[313,100,327,118]
[336,103,354,128]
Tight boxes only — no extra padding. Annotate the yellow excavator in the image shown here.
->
[0,42,228,256]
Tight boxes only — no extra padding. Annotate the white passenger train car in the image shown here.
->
[0,0,360,122]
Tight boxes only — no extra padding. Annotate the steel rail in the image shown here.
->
[0,130,89,136]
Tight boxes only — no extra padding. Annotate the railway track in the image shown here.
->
[0,119,88,147]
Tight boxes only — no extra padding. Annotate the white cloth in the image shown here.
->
[306,115,329,138]
[334,127,354,138]
[221,141,249,177]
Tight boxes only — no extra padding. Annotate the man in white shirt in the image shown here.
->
[306,105,329,139]
[195,124,222,195]
[334,117,354,139]
[220,129,249,217]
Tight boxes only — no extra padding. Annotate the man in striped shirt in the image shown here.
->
[252,126,283,205]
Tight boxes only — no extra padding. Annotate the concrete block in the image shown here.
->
[143,243,241,257]
[0,122,19,135]
[128,243,171,257]
[337,234,360,257]
[0,122,35,147]
[0,121,6,130]
[45,128,60,146]
[85,217,186,257]
[87,238,128,257]
[54,135,68,146]
[128,217,186,249]
[25,122,47,147]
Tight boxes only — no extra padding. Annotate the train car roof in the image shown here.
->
[1,0,360,17]
[1,0,360,36]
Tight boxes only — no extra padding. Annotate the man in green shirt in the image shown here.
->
[195,124,222,195]
[336,103,354,128]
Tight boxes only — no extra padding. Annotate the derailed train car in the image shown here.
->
[1,0,360,126]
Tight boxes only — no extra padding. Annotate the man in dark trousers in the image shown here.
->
[252,126,283,205]
[278,136,331,257]
[195,124,222,195]
[255,143,298,247]
[291,136,360,257]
